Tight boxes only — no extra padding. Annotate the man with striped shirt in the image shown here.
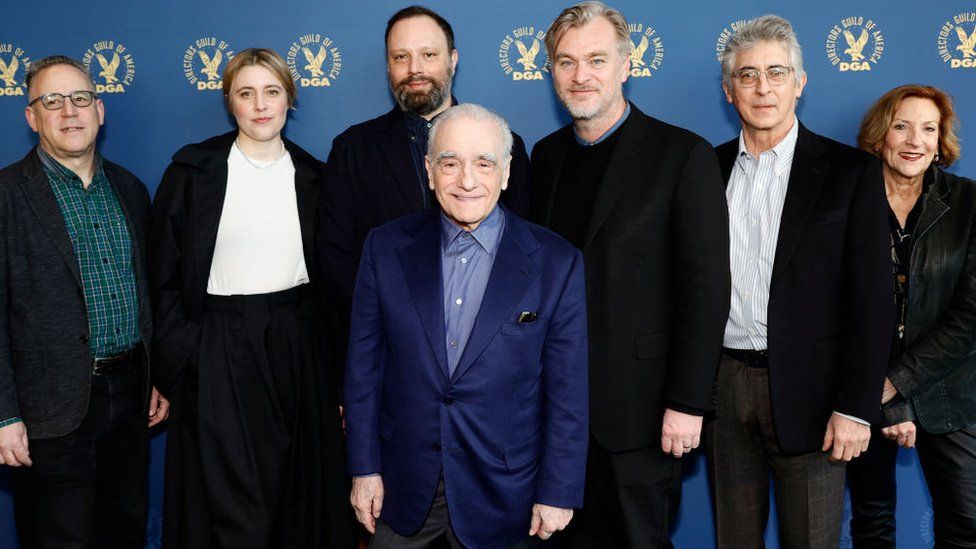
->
[0,55,165,548]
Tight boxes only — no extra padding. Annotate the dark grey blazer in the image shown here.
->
[0,149,153,439]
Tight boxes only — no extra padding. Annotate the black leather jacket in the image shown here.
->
[883,166,976,434]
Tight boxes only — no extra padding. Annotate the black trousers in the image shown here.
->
[558,434,682,548]
[917,426,976,548]
[847,427,899,548]
[13,365,148,549]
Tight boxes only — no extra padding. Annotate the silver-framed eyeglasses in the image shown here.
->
[430,155,500,177]
[28,90,98,111]
[731,66,794,87]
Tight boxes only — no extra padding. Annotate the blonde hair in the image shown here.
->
[545,1,632,62]
[222,48,297,110]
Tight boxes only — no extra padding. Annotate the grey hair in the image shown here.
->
[720,14,804,88]
[545,1,632,64]
[427,103,513,161]
[25,55,95,99]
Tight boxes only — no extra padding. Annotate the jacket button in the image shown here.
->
[432,443,441,452]
[442,397,453,405]
[79,334,89,344]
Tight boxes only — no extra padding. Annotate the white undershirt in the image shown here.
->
[206,142,310,295]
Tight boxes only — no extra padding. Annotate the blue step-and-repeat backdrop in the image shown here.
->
[1,0,973,547]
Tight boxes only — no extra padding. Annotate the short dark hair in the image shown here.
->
[385,5,455,52]
[25,55,95,99]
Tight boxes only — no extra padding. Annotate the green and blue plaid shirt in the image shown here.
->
[38,148,141,358]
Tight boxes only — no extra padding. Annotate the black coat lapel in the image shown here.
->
[399,213,450,380]
[539,128,573,227]
[378,108,425,212]
[915,168,949,242]
[285,139,321,282]
[18,153,82,287]
[772,124,829,282]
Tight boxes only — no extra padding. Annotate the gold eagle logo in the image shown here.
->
[302,46,327,77]
[0,55,19,87]
[95,52,121,83]
[198,49,223,81]
[843,28,869,61]
[956,25,976,58]
[515,38,540,71]
[630,35,650,67]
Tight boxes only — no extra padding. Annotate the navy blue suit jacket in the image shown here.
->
[344,207,588,549]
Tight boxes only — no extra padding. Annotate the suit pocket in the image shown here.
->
[503,431,541,470]
[379,411,395,441]
[635,332,669,360]
[501,320,547,337]
[12,349,49,421]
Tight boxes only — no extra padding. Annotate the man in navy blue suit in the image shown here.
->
[343,104,588,549]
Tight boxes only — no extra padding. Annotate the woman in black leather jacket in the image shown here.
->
[847,84,976,548]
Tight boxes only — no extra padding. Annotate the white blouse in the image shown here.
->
[206,142,310,296]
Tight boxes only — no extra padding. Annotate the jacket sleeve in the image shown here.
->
[535,248,588,508]
[888,188,976,398]
[148,163,200,396]
[343,231,386,476]
[317,136,360,323]
[663,139,731,412]
[834,157,894,423]
[502,133,532,218]
[0,191,19,422]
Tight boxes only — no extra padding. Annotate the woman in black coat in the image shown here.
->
[847,84,976,548]
[149,48,352,548]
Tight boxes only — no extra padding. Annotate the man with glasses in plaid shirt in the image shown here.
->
[0,55,166,548]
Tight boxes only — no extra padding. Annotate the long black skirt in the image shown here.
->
[162,285,354,548]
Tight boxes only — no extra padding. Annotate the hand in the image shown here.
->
[881,420,916,448]
[821,412,870,462]
[880,377,899,404]
[660,408,703,458]
[148,386,170,428]
[529,503,573,541]
[350,475,384,534]
[0,421,31,467]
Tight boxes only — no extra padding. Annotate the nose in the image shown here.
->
[254,92,267,111]
[458,163,478,191]
[60,99,79,116]
[408,53,422,75]
[754,72,772,94]
[905,127,920,146]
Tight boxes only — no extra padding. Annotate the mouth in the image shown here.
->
[899,152,925,161]
[252,117,273,124]
[451,194,485,202]
[60,126,85,133]
[400,76,433,89]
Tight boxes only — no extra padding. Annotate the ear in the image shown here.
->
[96,98,105,126]
[794,71,807,99]
[449,49,459,73]
[722,81,733,104]
[25,104,38,132]
[425,156,435,190]
[500,157,511,191]
[619,54,630,84]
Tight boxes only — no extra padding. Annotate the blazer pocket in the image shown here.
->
[379,411,395,442]
[503,432,541,470]
[635,332,669,360]
[500,320,547,337]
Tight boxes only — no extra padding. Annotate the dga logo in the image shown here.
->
[826,16,885,72]
[714,19,751,62]
[183,38,234,91]
[286,33,342,88]
[937,11,976,68]
[627,22,665,78]
[82,40,135,93]
[498,26,548,81]
[0,44,30,97]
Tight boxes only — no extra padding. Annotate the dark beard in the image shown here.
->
[392,75,449,116]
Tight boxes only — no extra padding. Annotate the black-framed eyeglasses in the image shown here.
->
[731,66,794,87]
[28,90,98,111]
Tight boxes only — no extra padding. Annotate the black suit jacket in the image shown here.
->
[531,104,731,452]
[0,149,152,439]
[149,132,329,395]
[317,106,532,320]
[716,123,894,453]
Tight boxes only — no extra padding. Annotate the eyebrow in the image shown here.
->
[433,151,499,163]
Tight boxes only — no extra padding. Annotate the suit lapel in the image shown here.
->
[379,108,426,212]
[915,168,949,242]
[287,142,320,280]
[453,213,539,382]
[18,155,82,287]
[194,162,228,285]
[582,106,650,252]
[772,124,829,282]
[399,214,451,379]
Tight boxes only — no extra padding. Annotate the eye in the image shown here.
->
[238,90,252,99]
[590,58,605,66]
[423,51,437,59]
[267,88,280,96]
[42,95,63,109]
[558,59,575,69]
[393,53,407,61]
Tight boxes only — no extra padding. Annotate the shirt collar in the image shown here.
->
[400,95,460,133]
[574,101,631,146]
[36,146,104,186]
[735,116,799,176]
[440,204,506,255]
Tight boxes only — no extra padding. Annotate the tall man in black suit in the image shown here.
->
[318,5,531,325]
[530,2,730,546]
[707,15,893,548]
[0,55,166,548]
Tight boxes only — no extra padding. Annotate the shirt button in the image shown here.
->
[426,122,432,128]
[460,257,467,264]
[450,340,457,347]
[409,134,416,142]
[455,298,462,306]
